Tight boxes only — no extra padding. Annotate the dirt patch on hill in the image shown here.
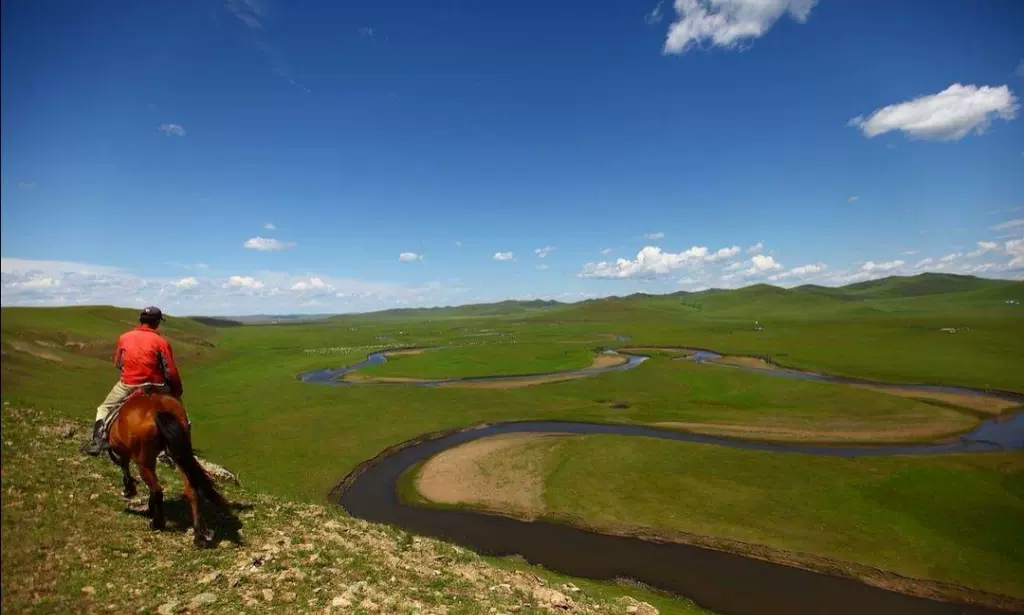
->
[7,341,64,362]
[851,385,1019,415]
[416,434,568,519]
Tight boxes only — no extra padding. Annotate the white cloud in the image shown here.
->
[768,263,826,281]
[967,241,1001,258]
[645,1,664,24]
[1,258,468,314]
[580,245,712,279]
[225,0,267,30]
[535,246,555,258]
[398,252,423,262]
[663,0,818,55]
[358,26,374,38]
[158,123,186,137]
[536,264,549,271]
[746,241,764,255]
[493,252,515,261]
[939,252,962,263]
[454,241,463,248]
[965,243,993,257]
[264,222,276,230]
[227,275,264,289]
[848,195,859,203]
[705,245,740,262]
[724,260,746,272]
[914,258,934,270]
[10,276,61,289]
[902,250,919,256]
[643,231,665,240]
[291,276,331,291]
[993,218,1024,231]
[861,260,905,272]
[1007,239,1024,269]
[243,236,296,251]
[744,254,782,276]
[848,83,1019,141]
[600,248,614,255]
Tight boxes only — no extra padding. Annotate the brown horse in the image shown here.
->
[106,388,228,547]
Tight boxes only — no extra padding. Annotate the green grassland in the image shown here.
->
[442,433,1024,600]
[2,273,1023,609]
[362,344,597,379]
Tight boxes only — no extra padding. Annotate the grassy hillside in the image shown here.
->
[1,405,703,615]
[1,306,220,412]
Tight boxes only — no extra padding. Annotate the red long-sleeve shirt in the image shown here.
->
[113,325,182,395]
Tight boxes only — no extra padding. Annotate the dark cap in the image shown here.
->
[140,306,164,321]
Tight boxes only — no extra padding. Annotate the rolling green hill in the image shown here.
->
[1,306,220,412]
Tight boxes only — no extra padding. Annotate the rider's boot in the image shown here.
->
[80,420,108,456]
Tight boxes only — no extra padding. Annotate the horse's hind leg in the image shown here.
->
[109,450,137,498]
[136,458,165,530]
[182,478,213,547]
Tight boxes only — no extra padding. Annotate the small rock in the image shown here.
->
[188,592,217,609]
[331,596,352,608]
[358,598,379,612]
[156,597,177,613]
[532,587,573,610]
[157,602,178,615]
[282,591,297,603]
[81,586,96,596]
[199,571,221,585]
[561,583,580,593]
[262,588,275,601]
[619,597,659,615]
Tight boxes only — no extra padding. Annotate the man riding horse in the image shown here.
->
[81,306,185,456]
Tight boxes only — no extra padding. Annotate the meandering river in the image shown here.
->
[301,347,1023,615]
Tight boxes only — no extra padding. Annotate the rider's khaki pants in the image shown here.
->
[95,381,169,429]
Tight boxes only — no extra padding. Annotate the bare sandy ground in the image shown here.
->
[589,353,628,369]
[8,341,63,362]
[652,418,975,443]
[713,356,775,370]
[851,385,1019,415]
[416,433,567,519]
[383,348,427,357]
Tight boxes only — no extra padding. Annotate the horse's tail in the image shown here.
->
[154,411,228,508]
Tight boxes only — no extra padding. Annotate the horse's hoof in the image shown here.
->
[150,517,166,531]
[194,530,215,548]
[123,487,137,499]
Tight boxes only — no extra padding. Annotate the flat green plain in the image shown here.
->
[362,344,596,379]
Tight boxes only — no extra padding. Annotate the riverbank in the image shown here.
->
[404,429,1024,611]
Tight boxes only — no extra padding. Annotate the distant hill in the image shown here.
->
[190,316,244,328]
[332,299,563,321]
[837,273,1013,298]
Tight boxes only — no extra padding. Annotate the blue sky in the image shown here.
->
[2,0,1022,315]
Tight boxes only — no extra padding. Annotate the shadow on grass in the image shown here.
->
[125,496,252,547]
